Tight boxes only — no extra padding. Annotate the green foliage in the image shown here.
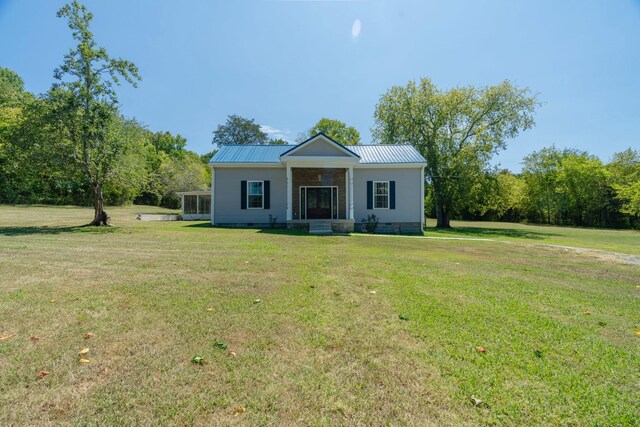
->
[467,170,526,221]
[521,147,619,227]
[373,77,539,227]
[0,68,32,107]
[608,149,640,218]
[361,214,379,233]
[213,114,269,146]
[300,117,361,145]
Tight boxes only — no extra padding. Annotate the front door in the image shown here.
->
[306,187,332,219]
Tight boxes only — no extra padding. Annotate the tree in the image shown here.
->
[522,147,562,224]
[609,148,640,220]
[299,118,361,145]
[150,131,187,157]
[50,1,140,225]
[373,78,539,228]
[212,114,270,146]
[467,170,526,221]
[0,68,32,107]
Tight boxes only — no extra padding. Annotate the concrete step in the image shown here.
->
[309,221,333,235]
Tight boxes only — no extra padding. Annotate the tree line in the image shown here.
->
[0,65,210,210]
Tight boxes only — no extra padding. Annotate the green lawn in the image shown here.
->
[1,205,639,426]
[424,219,640,255]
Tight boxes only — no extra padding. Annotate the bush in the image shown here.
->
[361,214,379,233]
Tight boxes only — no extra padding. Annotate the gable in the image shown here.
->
[292,137,352,157]
[280,133,359,159]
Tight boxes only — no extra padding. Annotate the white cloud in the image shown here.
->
[260,125,292,142]
[352,19,361,37]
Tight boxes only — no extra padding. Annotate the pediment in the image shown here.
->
[280,133,359,158]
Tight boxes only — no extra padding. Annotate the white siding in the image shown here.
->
[352,168,423,223]
[213,167,287,224]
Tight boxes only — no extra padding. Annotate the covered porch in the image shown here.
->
[177,190,211,220]
[284,166,356,233]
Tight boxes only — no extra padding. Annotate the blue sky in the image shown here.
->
[1,0,639,171]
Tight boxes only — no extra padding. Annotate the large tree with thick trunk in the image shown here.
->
[50,1,140,225]
[373,78,539,228]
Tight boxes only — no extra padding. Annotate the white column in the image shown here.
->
[286,164,292,221]
[344,168,348,220]
[348,166,354,220]
[420,166,425,231]
[210,166,215,225]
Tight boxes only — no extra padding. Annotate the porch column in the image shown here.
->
[420,166,425,230]
[286,164,292,220]
[348,166,354,220]
[210,166,215,225]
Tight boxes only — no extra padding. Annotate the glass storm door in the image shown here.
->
[306,188,332,219]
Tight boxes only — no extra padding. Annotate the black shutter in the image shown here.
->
[241,180,247,209]
[390,181,396,209]
[264,181,270,209]
[367,181,373,209]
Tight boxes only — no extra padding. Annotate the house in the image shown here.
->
[189,132,426,234]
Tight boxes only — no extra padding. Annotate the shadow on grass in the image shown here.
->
[426,226,559,240]
[0,226,119,236]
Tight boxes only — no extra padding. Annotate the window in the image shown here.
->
[199,195,211,214]
[374,181,389,209]
[247,181,263,209]
[184,195,198,214]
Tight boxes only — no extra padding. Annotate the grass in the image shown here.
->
[424,219,640,255]
[1,205,639,426]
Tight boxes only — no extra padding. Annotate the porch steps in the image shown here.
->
[309,221,333,235]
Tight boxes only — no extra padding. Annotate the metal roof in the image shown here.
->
[211,145,294,163]
[210,144,426,164]
[347,145,425,164]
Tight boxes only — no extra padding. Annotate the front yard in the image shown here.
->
[1,205,638,425]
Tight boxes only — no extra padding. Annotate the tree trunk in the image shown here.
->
[88,183,109,226]
[435,203,451,228]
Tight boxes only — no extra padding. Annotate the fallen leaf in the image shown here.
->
[79,348,90,355]
[30,336,40,341]
[36,370,49,379]
[583,310,591,315]
[0,333,16,341]
[634,329,640,337]
[470,395,490,408]
[50,299,57,303]
[214,341,228,350]
[79,359,90,364]
[244,261,249,264]
[253,299,261,304]
[232,407,245,416]
[206,307,214,312]
[192,355,205,364]
[83,332,94,339]
[100,367,109,374]
[475,346,487,353]
[370,290,377,295]
[228,351,237,357]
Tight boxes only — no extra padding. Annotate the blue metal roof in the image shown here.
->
[347,145,426,164]
[210,144,426,164]
[211,145,294,163]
